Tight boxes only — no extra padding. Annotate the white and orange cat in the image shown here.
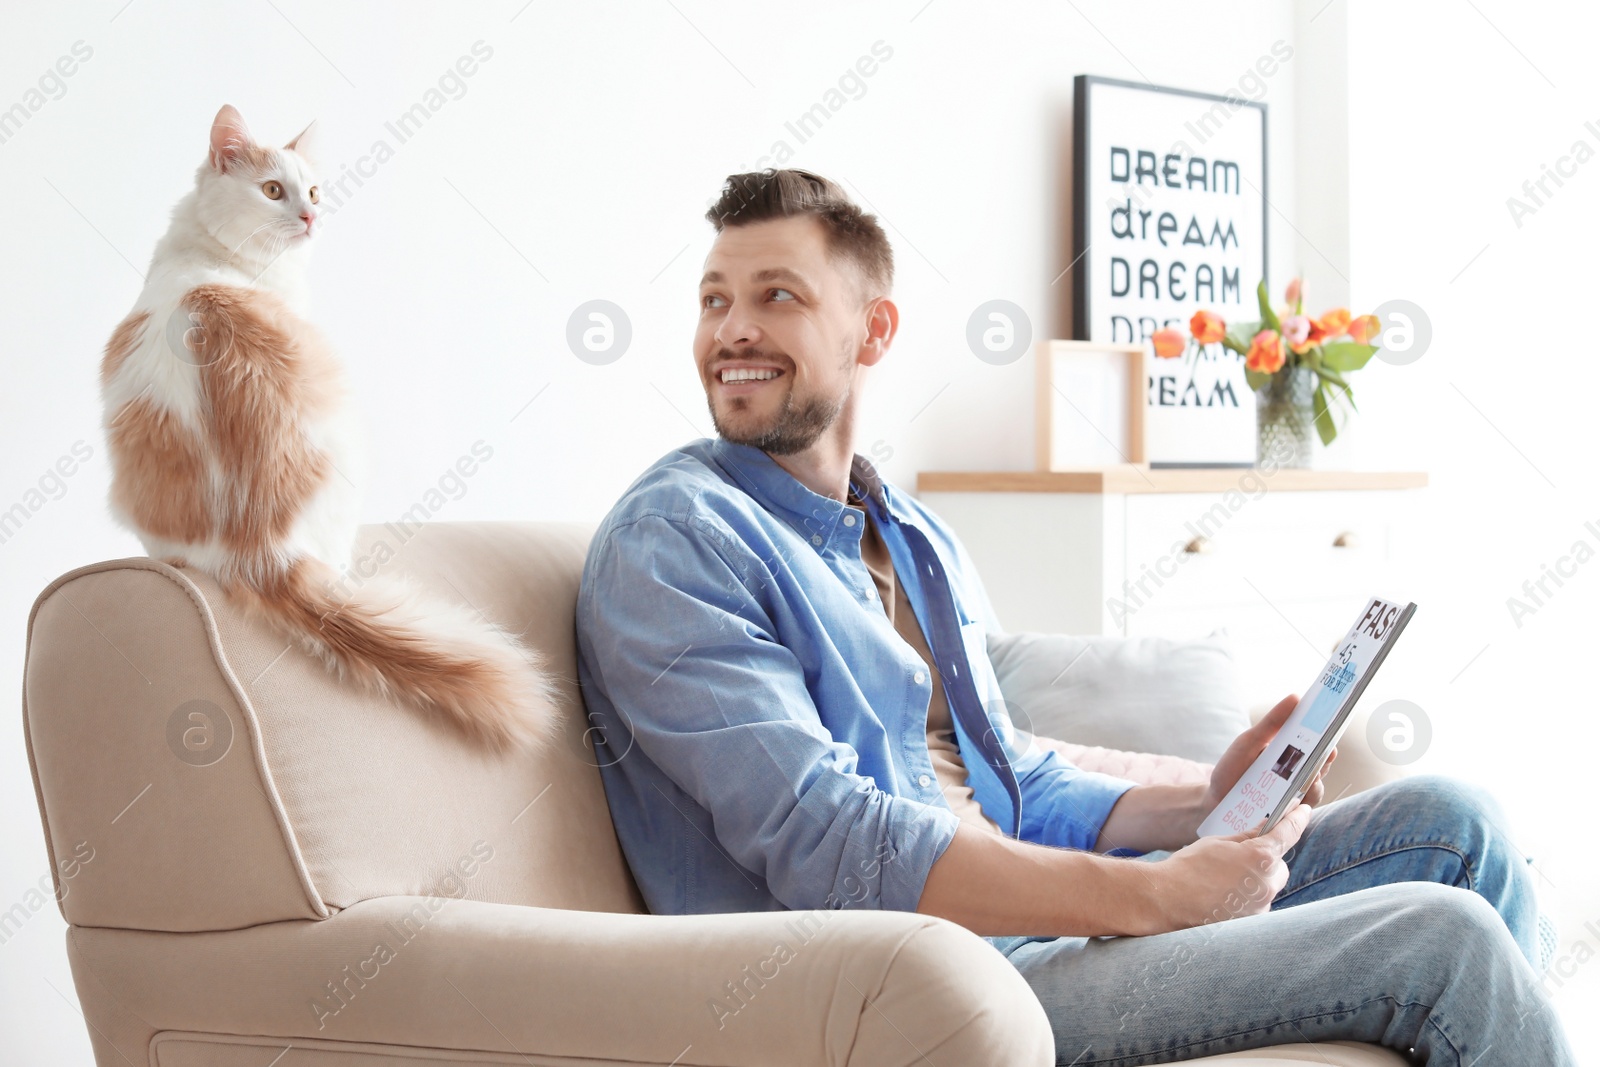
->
[99,104,555,752]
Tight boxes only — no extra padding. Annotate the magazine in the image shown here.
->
[1197,596,1417,838]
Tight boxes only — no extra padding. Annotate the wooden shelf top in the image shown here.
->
[916,467,1429,495]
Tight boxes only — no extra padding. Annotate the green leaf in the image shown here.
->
[1256,280,1281,333]
[1317,368,1358,413]
[1312,382,1337,446]
[1245,368,1272,391]
[1320,342,1377,373]
[1226,321,1262,353]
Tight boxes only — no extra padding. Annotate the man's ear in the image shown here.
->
[284,119,321,167]
[857,296,899,368]
[209,104,255,173]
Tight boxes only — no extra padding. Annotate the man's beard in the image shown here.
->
[708,377,848,456]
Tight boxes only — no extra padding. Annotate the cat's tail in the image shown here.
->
[229,556,559,753]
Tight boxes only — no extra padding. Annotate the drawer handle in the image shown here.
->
[1333,530,1359,548]
[1183,536,1212,554]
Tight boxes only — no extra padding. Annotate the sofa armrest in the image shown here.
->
[67,896,1054,1067]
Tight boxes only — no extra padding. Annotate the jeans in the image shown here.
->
[987,775,1576,1065]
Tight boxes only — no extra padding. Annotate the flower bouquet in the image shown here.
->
[1151,280,1381,465]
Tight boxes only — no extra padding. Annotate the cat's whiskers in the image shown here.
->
[228,219,281,266]
[250,227,298,283]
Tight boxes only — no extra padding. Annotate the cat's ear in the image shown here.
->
[284,120,321,167]
[209,104,256,173]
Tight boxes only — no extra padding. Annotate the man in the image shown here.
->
[574,169,1574,1065]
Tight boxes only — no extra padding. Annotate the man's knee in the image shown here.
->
[1372,772,1498,817]
[1375,881,1512,949]
[1367,774,1516,850]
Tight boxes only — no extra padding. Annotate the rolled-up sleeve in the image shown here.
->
[579,512,962,913]
[1010,738,1139,851]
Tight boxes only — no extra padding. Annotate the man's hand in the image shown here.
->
[1204,694,1338,816]
[1127,801,1314,935]
[1093,696,1340,855]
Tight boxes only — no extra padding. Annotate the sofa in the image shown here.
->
[23,520,1409,1066]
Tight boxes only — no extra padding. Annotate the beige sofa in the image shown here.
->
[23,521,1406,1066]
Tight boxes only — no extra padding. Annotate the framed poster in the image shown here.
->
[1072,75,1267,468]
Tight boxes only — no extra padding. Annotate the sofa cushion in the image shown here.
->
[988,631,1250,764]
[1032,737,1212,787]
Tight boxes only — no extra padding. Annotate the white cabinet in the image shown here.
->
[917,468,1426,700]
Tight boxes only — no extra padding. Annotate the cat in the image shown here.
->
[98,104,556,753]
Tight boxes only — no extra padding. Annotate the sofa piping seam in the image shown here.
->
[23,557,328,925]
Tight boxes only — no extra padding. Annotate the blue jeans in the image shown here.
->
[987,775,1575,1065]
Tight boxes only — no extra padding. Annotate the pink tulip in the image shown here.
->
[1283,314,1313,353]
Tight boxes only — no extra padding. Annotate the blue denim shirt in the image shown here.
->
[574,437,1138,917]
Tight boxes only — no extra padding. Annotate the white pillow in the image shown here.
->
[986,631,1250,764]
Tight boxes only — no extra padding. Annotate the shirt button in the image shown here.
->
[918,774,932,787]
[913,670,926,685]
[811,534,822,546]
[842,513,857,527]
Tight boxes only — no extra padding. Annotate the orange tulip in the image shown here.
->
[1152,327,1186,359]
[1284,278,1303,307]
[1349,313,1381,345]
[1245,329,1286,374]
[1317,308,1352,338]
[1189,310,1226,345]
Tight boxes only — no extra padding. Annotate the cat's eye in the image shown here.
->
[261,180,284,201]
[309,186,319,204]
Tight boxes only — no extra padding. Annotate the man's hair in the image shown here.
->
[705,169,894,302]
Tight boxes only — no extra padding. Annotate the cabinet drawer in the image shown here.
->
[1118,490,1405,612]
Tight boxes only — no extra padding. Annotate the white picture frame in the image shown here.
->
[1034,340,1146,471]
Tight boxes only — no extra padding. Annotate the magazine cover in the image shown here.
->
[1197,596,1417,837]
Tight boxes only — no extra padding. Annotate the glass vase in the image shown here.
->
[1256,364,1316,468]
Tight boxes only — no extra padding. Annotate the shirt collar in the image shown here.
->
[708,437,892,552]
[848,452,888,510]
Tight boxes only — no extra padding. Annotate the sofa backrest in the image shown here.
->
[23,521,645,933]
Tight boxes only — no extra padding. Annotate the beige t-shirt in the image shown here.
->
[846,488,1001,836]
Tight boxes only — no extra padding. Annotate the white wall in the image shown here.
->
[1332,0,1600,1034]
[2,0,1592,1062]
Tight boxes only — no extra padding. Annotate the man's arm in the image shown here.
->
[1092,783,1212,853]
[917,802,1314,938]
[915,696,1337,939]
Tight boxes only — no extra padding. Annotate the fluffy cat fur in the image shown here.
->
[99,104,556,753]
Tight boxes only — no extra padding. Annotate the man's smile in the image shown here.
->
[713,363,787,394]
